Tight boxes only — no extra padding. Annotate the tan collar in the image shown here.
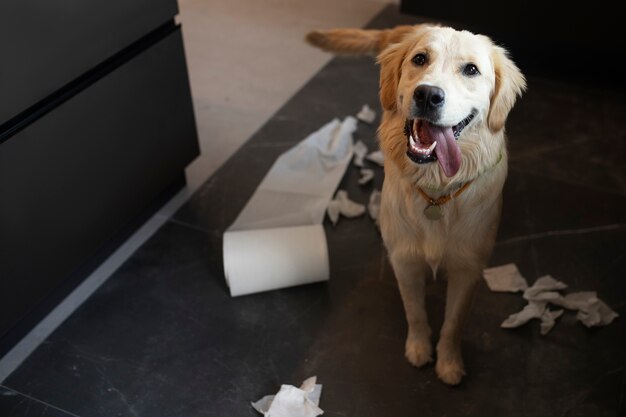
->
[416,180,472,207]
[414,152,503,221]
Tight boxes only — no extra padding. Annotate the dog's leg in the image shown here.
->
[435,265,480,385]
[390,253,433,367]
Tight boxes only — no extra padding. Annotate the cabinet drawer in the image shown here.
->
[0,28,198,339]
[0,0,178,125]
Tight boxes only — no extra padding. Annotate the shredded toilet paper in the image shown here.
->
[327,190,366,226]
[522,275,567,301]
[223,117,356,296]
[252,376,323,417]
[484,264,619,334]
[551,291,599,311]
[552,292,620,327]
[353,140,368,167]
[368,190,381,226]
[540,308,565,335]
[358,169,374,185]
[501,300,548,329]
[366,150,384,167]
[356,104,376,124]
[483,263,528,292]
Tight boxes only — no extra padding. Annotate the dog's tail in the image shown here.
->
[305,26,415,56]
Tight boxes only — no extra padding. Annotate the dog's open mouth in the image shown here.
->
[404,111,476,177]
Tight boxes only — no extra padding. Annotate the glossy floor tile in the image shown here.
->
[0,386,77,417]
[2,5,625,417]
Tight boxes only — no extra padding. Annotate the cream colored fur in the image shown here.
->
[307,24,526,385]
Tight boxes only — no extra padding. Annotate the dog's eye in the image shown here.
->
[412,53,427,66]
[462,63,480,76]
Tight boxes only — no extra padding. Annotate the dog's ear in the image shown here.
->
[488,45,527,132]
[377,42,410,111]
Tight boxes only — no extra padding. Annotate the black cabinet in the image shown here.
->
[0,0,178,126]
[0,2,199,352]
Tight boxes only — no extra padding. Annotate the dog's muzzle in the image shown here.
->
[404,110,476,177]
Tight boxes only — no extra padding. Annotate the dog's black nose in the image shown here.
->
[414,85,445,112]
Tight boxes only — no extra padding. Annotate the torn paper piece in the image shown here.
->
[501,301,547,329]
[326,200,340,226]
[252,376,323,417]
[551,291,598,311]
[553,292,619,327]
[523,275,567,301]
[302,377,322,407]
[368,190,381,225]
[223,117,356,296]
[366,150,384,167]
[540,309,564,335]
[527,291,563,303]
[487,265,619,332]
[502,302,563,335]
[356,104,376,124]
[482,263,528,293]
[334,190,365,218]
[576,298,619,328]
[327,190,366,225]
[353,140,368,167]
[358,169,374,185]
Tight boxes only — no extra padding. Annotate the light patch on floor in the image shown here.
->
[180,0,394,189]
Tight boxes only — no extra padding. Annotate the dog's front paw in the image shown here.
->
[405,337,433,368]
[435,357,466,386]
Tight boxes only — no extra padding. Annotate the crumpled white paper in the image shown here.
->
[484,264,619,334]
[501,300,547,328]
[551,291,598,310]
[358,169,374,185]
[327,190,366,226]
[366,150,384,167]
[501,300,565,336]
[353,140,368,167]
[223,117,357,296]
[252,376,323,417]
[522,275,567,301]
[483,263,528,292]
[551,292,620,328]
[368,190,381,226]
[356,104,376,124]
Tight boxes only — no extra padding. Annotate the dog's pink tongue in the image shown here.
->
[420,122,461,177]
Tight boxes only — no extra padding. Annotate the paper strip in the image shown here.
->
[483,263,528,292]
[356,104,376,124]
[223,117,356,296]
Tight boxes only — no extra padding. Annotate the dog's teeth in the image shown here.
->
[409,136,437,155]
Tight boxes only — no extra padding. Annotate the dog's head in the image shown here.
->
[377,25,526,180]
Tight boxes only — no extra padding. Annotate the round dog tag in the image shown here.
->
[424,204,443,220]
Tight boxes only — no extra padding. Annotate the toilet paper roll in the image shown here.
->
[223,224,329,297]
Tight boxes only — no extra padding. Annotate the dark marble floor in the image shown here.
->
[2,5,625,417]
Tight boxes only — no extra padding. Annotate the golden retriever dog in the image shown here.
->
[307,24,526,385]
